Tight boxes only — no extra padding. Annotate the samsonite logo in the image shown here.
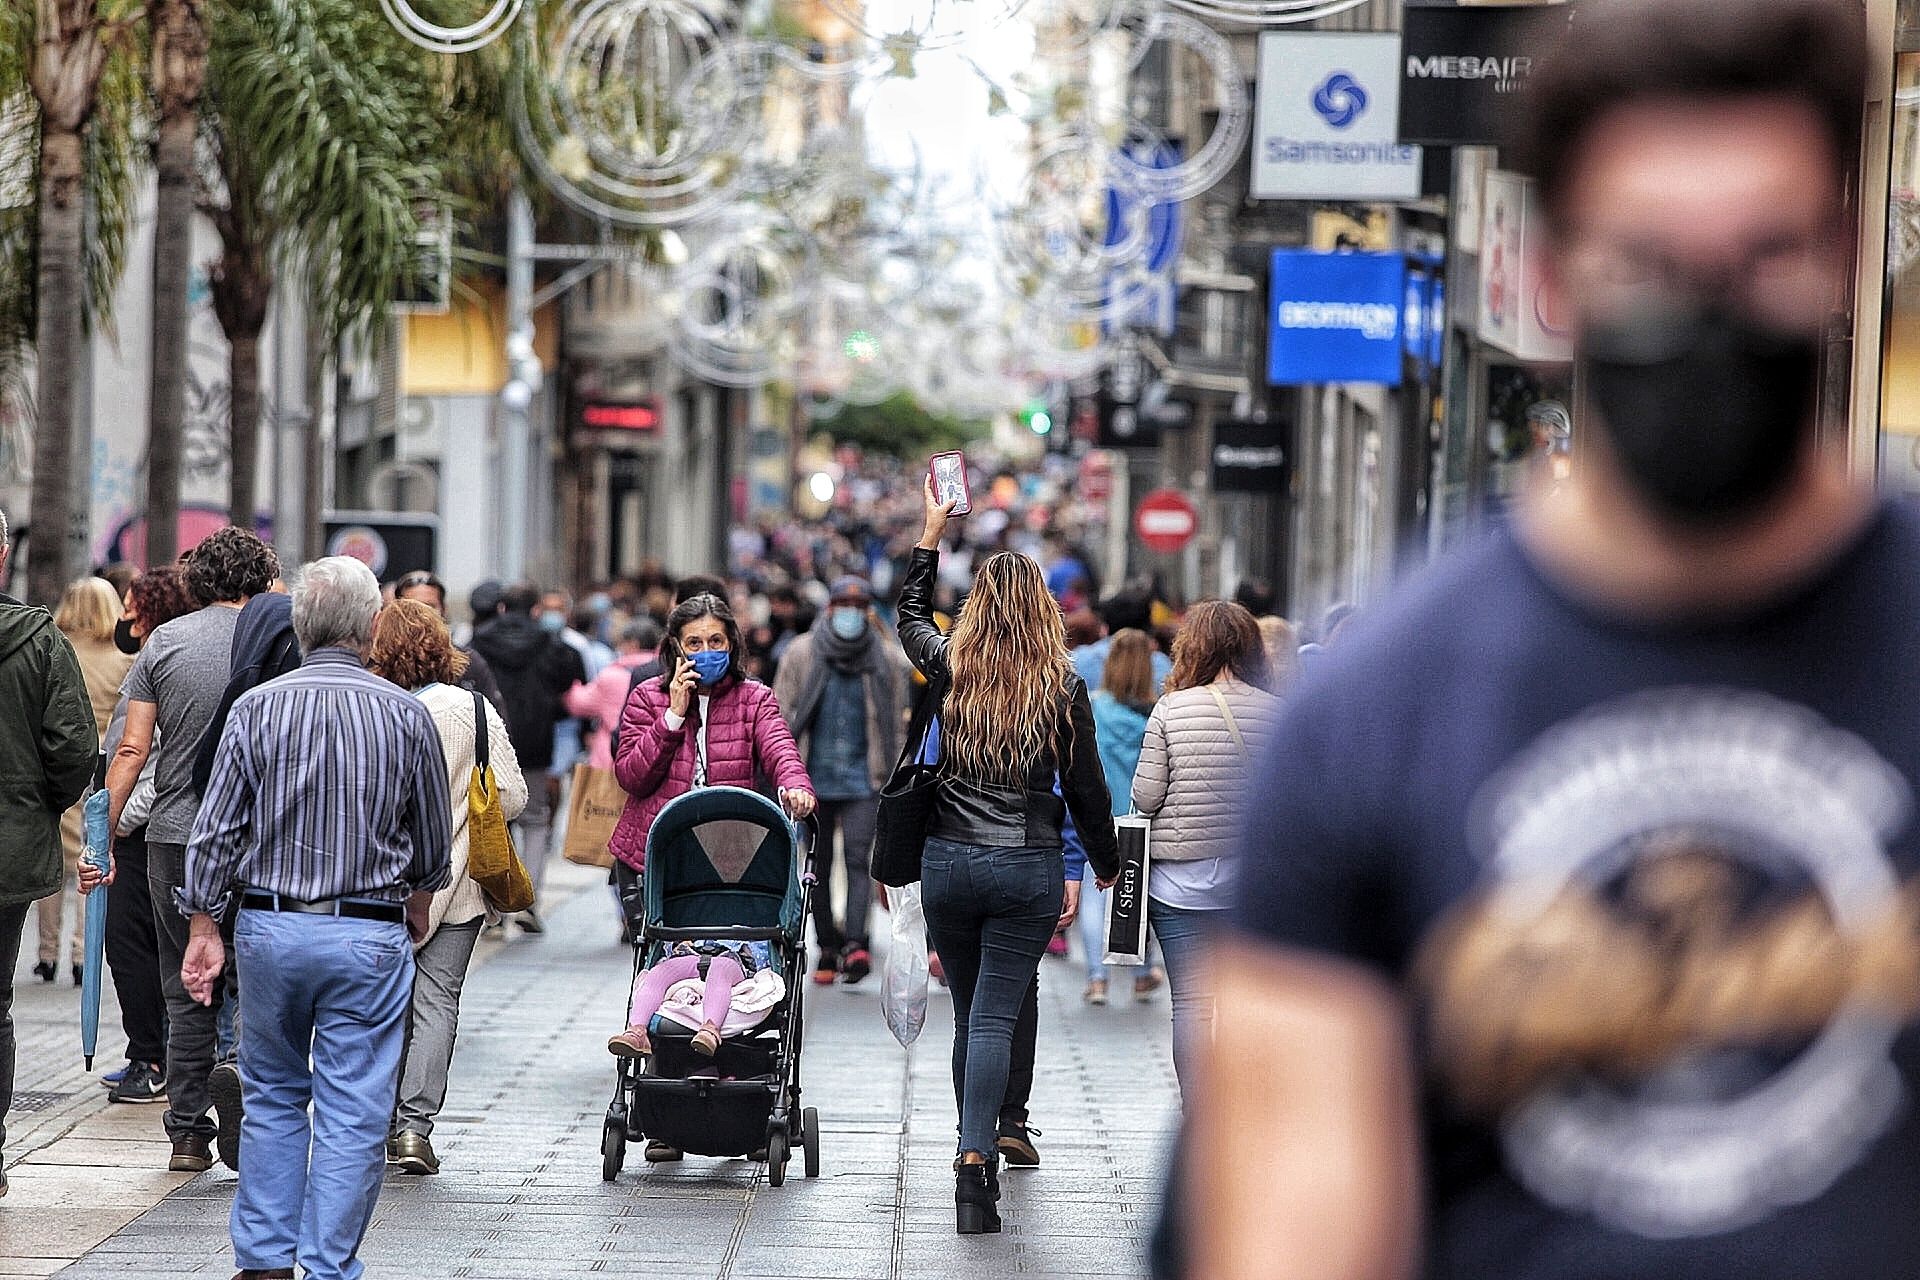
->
[1406,54,1534,93]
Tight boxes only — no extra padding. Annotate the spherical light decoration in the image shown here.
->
[378,0,523,53]
[511,0,755,227]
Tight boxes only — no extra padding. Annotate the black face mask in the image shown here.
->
[113,617,141,655]
[1583,301,1821,529]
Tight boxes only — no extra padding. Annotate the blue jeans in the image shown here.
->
[231,909,413,1280]
[1078,869,1165,983]
[921,839,1064,1157]
[1147,898,1217,1105]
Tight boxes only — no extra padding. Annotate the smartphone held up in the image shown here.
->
[930,451,972,517]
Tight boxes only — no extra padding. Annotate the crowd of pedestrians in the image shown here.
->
[0,455,1327,1256]
[4,2,1916,1277]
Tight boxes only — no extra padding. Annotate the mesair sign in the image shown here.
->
[1399,2,1577,146]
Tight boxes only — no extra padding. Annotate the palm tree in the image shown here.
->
[2,0,142,604]
[200,0,510,535]
[142,0,206,567]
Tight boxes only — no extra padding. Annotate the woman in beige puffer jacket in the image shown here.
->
[1132,601,1282,1100]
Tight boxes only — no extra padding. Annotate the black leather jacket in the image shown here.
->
[896,547,1119,880]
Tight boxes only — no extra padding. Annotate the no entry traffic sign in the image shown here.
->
[1134,489,1198,555]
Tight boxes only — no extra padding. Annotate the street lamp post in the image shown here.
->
[500,188,537,580]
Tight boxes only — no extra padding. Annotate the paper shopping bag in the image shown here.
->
[1103,814,1151,966]
[562,763,625,869]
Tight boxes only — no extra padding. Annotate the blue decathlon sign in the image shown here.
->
[1267,249,1405,386]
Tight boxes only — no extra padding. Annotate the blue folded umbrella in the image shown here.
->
[80,790,110,1070]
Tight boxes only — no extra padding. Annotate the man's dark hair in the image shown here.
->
[674,574,728,605]
[393,569,446,610]
[470,579,503,619]
[184,527,279,605]
[1513,0,1866,230]
[1232,578,1276,620]
[1097,585,1154,636]
[500,582,541,615]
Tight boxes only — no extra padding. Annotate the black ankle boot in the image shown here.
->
[955,1160,1002,1235]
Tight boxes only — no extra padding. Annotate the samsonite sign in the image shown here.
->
[1267,249,1405,387]
[1253,33,1421,202]
[1399,3,1576,146]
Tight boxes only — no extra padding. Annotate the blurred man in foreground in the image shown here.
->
[1172,2,1920,1277]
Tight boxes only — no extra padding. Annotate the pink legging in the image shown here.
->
[629,953,745,1030]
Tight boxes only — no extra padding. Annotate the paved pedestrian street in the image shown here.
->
[4,864,1178,1278]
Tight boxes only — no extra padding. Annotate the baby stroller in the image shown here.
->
[602,786,821,1186]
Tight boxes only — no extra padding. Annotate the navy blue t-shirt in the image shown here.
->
[1232,501,1920,1279]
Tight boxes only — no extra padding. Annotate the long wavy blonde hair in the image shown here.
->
[943,551,1072,785]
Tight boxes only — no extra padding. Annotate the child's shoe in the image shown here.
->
[690,1022,722,1057]
[607,1026,652,1057]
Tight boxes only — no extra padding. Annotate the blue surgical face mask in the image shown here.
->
[538,611,565,634]
[828,606,867,640]
[689,647,731,685]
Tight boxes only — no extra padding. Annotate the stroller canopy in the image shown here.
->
[643,787,804,939]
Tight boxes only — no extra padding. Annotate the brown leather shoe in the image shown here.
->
[169,1136,213,1172]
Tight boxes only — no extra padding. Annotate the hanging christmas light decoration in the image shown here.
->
[378,0,523,53]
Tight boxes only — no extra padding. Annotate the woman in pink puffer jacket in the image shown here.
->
[609,593,814,873]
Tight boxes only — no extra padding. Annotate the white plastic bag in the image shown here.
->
[881,883,930,1047]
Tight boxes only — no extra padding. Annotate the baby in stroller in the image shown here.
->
[608,938,775,1059]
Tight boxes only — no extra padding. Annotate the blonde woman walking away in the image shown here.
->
[899,477,1118,1234]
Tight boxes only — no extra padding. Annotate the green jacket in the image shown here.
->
[0,594,98,907]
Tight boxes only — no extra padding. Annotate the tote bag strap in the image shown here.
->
[472,689,490,772]
[1205,684,1249,760]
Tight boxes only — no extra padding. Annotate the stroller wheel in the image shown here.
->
[601,1121,626,1182]
[766,1129,790,1187]
[802,1106,821,1179]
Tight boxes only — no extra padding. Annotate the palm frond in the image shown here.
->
[0,2,144,420]
[208,0,502,348]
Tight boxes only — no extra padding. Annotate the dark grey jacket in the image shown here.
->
[0,594,100,906]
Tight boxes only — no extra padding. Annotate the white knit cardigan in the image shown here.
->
[416,682,529,940]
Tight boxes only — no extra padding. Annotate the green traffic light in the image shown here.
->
[1029,411,1053,435]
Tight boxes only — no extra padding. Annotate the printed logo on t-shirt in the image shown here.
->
[1420,689,1918,1238]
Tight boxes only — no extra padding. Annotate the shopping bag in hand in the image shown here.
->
[881,883,931,1047]
[1103,814,1151,966]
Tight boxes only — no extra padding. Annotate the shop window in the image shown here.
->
[1884,46,1920,491]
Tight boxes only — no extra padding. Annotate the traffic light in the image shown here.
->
[1021,401,1053,436]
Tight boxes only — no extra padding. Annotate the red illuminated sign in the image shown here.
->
[580,401,661,431]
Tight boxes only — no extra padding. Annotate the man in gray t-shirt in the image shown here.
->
[120,605,239,843]
[104,527,279,1174]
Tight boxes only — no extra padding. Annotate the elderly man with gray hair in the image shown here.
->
[179,557,452,1280]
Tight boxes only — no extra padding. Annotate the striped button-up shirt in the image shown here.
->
[180,647,453,915]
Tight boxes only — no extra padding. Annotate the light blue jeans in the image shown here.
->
[1146,898,1217,1105]
[231,909,413,1280]
[1078,868,1164,984]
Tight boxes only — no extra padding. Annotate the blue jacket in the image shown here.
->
[1090,690,1151,818]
